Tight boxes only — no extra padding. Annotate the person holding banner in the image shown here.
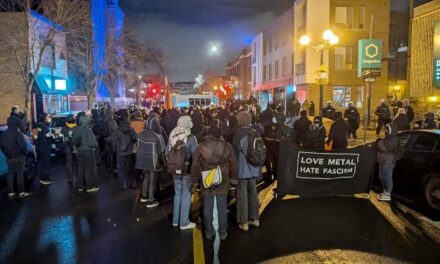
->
[376,124,398,201]
[305,116,326,150]
[326,112,351,150]
[232,112,262,232]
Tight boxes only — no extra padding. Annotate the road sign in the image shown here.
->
[358,39,382,77]
[363,77,376,83]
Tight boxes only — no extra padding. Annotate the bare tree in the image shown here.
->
[0,0,88,125]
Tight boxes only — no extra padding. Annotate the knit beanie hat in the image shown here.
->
[177,115,193,129]
[237,111,252,127]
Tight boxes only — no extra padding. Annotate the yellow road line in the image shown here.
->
[192,190,205,264]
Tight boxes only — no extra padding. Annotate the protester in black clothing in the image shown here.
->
[164,108,179,136]
[191,108,205,138]
[8,106,26,133]
[390,99,402,117]
[291,99,301,117]
[322,101,336,120]
[375,99,392,136]
[61,117,77,183]
[327,112,351,150]
[274,112,291,141]
[260,104,276,182]
[309,101,316,116]
[72,114,99,192]
[0,117,28,197]
[137,114,167,208]
[402,99,414,124]
[34,113,55,185]
[305,116,326,150]
[392,108,410,132]
[414,112,438,129]
[115,115,138,189]
[293,110,312,146]
[343,102,360,139]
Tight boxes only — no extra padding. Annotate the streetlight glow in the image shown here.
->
[322,30,335,41]
[329,35,340,45]
[211,45,219,53]
[300,35,311,46]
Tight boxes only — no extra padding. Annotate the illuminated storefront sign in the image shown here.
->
[433,21,440,87]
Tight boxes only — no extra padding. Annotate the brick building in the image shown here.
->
[225,46,252,100]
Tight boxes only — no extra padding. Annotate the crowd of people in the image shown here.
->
[1,96,439,240]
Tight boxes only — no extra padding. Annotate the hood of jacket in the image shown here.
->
[118,121,132,133]
[79,115,91,127]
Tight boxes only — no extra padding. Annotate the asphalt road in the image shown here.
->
[0,160,439,264]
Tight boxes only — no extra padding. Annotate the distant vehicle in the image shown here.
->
[375,129,440,211]
[171,95,218,108]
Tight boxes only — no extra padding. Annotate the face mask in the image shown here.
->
[46,117,52,123]
[272,117,277,124]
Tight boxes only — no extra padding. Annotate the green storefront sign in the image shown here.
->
[358,39,383,78]
[433,21,440,87]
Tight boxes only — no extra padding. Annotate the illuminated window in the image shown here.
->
[55,79,67,90]
[356,86,363,108]
[335,6,353,29]
[333,86,351,107]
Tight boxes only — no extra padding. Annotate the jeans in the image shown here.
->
[237,178,259,225]
[77,149,96,190]
[203,193,227,237]
[37,151,51,181]
[379,163,394,194]
[142,171,158,202]
[172,175,192,226]
[7,156,26,193]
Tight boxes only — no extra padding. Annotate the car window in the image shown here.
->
[398,134,411,149]
[410,134,439,152]
[51,117,67,128]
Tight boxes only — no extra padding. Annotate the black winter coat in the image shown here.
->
[327,120,351,150]
[0,118,27,159]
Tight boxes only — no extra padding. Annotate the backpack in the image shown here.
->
[246,129,266,166]
[167,140,186,175]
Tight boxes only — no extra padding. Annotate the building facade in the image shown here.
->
[252,7,295,111]
[0,11,69,122]
[225,46,252,100]
[294,0,389,114]
[410,0,440,116]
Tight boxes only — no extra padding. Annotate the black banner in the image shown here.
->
[277,141,376,196]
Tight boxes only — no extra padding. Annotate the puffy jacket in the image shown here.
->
[191,136,237,196]
[72,116,98,152]
[0,117,27,159]
[322,106,336,120]
[293,116,312,145]
[136,128,166,172]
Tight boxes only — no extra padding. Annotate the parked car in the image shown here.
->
[49,112,79,156]
[375,129,440,211]
[0,129,37,191]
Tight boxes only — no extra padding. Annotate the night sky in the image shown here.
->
[121,0,431,82]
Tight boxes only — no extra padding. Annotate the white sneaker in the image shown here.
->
[8,193,16,198]
[239,223,249,231]
[249,219,260,228]
[40,180,55,185]
[146,201,159,208]
[140,198,148,203]
[86,187,100,193]
[19,192,31,198]
[180,222,196,230]
[172,223,178,227]
[377,192,391,201]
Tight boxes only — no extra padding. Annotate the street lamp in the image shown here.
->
[300,30,339,114]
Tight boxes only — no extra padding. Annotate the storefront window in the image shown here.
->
[333,86,351,107]
[356,86,364,108]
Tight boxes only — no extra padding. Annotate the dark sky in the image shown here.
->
[120,0,293,82]
[121,0,431,82]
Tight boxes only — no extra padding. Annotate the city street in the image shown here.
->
[1,159,439,264]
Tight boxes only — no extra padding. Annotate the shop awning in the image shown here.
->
[33,75,51,94]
